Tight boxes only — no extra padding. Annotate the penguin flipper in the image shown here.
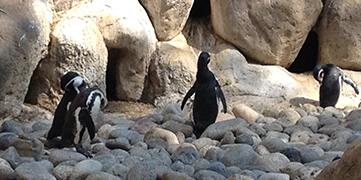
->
[79,108,96,140]
[181,84,196,110]
[342,75,360,94]
[215,84,227,113]
[47,94,73,140]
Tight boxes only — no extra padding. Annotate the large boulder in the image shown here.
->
[140,0,194,41]
[210,0,323,67]
[144,34,197,106]
[27,0,157,110]
[318,0,361,70]
[316,138,361,180]
[0,0,53,118]
[26,17,108,110]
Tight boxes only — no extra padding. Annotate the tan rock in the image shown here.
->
[145,34,197,106]
[232,104,260,124]
[210,0,322,67]
[318,0,361,70]
[28,17,108,110]
[144,127,179,144]
[316,138,361,180]
[140,0,194,41]
[0,0,52,118]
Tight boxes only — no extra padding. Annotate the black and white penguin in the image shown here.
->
[181,52,227,138]
[313,64,359,108]
[47,72,88,141]
[59,87,107,157]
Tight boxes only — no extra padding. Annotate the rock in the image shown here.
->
[280,162,304,179]
[106,164,129,180]
[192,137,219,151]
[317,0,361,70]
[278,108,301,124]
[171,146,200,165]
[309,134,330,145]
[106,137,131,150]
[29,13,107,110]
[162,170,195,180]
[0,132,18,150]
[69,159,102,180]
[210,0,322,67]
[129,116,158,134]
[126,162,157,180]
[346,119,361,131]
[170,161,195,177]
[299,145,322,164]
[227,174,255,180]
[1,146,23,169]
[280,148,302,162]
[318,114,340,127]
[10,137,44,160]
[54,165,74,180]
[194,170,226,180]
[232,104,260,124]
[235,134,254,146]
[255,145,271,156]
[0,0,52,118]
[192,158,211,172]
[144,127,179,144]
[261,138,290,153]
[221,131,236,145]
[248,123,267,137]
[161,120,193,137]
[219,144,257,169]
[346,109,361,122]
[283,125,313,135]
[297,116,319,133]
[145,34,197,106]
[276,117,296,129]
[318,124,345,136]
[49,149,87,166]
[302,103,319,114]
[97,124,114,139]
[139,0,193,41]
[208,161,231,178]
[263,122,283,132]
[0,120,24,135]
[290,131,312,144]
[0,158,15,180]
[86,172,121,180]
[15,161,55,180]
[258,173,290,180]
[263,131,289,143]
[255,153,290,173]
[93,154,118,171]
[200,118,248,140]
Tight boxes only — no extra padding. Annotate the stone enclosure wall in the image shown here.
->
[1,0,361,119]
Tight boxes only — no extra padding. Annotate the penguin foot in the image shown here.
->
[75,144,93,158]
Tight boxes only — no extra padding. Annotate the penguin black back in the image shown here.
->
[181,52,227,138]
[47,72,88,141]
[313,64,359,108]
[59,87,107,157]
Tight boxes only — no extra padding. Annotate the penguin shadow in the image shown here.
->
[289,97,319,107]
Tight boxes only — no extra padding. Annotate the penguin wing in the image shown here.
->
[181,83,196,110]
[215,81,227,113]
[47,93,73,140]
[342,75,360,94]
[79,108,96,140]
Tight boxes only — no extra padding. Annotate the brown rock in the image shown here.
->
[144,127,179,145]
[232,104,260,124]
[316,138,361,180]
[318,0,361,70]
[210,0,322,67]
[140,0,193,41]
[0,0,52,118]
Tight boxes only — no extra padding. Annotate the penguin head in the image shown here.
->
[61,71,88,93]
[313,64,324,83]
[197,52,211,69]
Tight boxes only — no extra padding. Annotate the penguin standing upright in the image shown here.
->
[181,52,227,138]
[59,87,107,157]
[47,72,88,141]
[313,64,359,108]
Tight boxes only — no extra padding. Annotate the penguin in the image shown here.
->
[47,72,88,141]
[59,87,107,157]
[313,64,359,108]
[181,52,227,138]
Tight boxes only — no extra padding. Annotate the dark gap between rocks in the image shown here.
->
[106,48,121,101]
[189,0,211,18]
[288,30,319,73]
